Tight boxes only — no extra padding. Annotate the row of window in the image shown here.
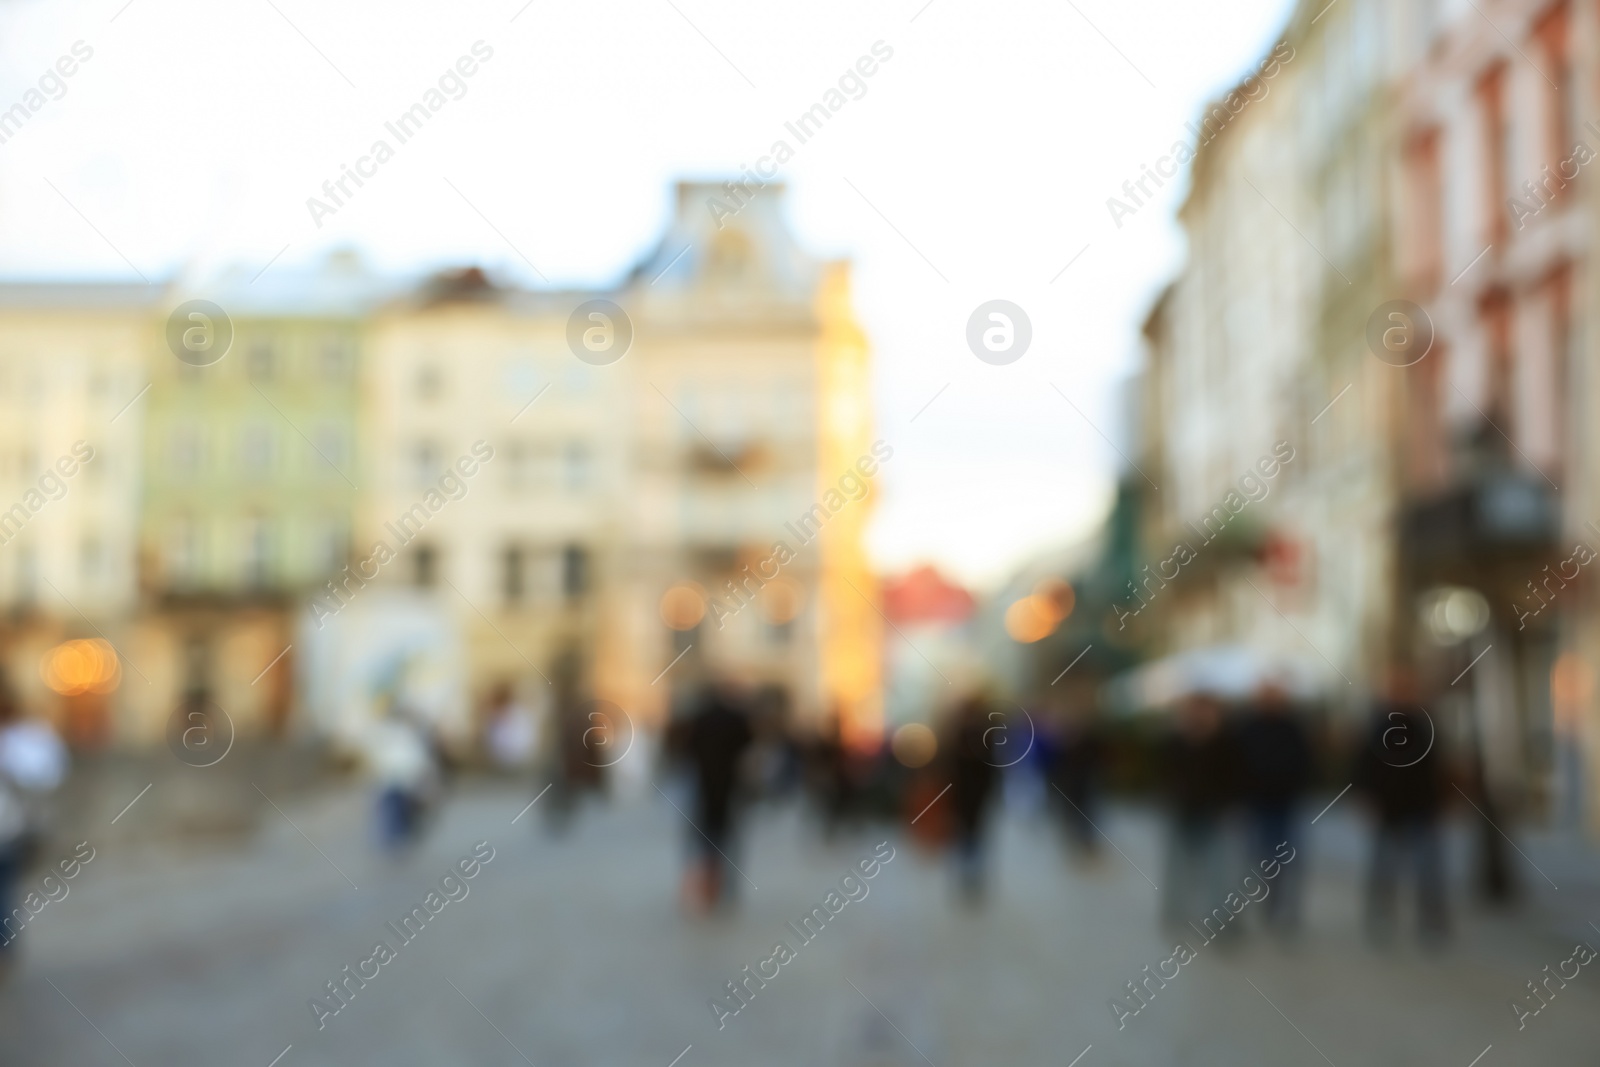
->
[0,445,108,482]
[463,544,585,602]
[160,520,592,605]
[1404,0,1580,280]
[372,543,591,604]
[163,427,609,492]
[0,537,114,593]
[166,424,350,480]
[0,365,129,400]
[175,334,357,384]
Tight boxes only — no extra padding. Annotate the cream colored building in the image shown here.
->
[1141,0,1600,829]
[0,283,155,743]
[310,182,881,748]
[0,184,880,754]
[1138,0,1454,715]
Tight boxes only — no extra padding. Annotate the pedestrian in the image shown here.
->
[681,680,752,912]
[1160,692,1236,934]
[543,648,594,832]
[483,681,541,774]
[809,706,855,841]
[1235,678,1313,933]
[364,692,440,855]
[0,681,67,980]
[947,696,1002,904]
[1352,667,1449,944]
[1047,700,1104,861]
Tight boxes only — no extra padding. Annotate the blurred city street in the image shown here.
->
[7,0,1600,1060]
[2,776,1596,1067]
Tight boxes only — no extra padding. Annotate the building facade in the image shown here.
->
[1137,0,1415,706]
[0,283,154,744]
[1394,0,1599,821]
[0,182,881,755]
[1140,0,1600,830]
[139,255,377,745]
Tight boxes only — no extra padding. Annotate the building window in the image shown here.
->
[1477,63,1511,245]
[247,338,277,382]
[240,425,276,480]
[412,440,440,486]
[171,426,204,476]
[413,544,438,589]
[242,516,272,589]
[502,545,525,603]
[707,229,751,279]
[416,362,443,401]
[1541,264,1571,476]
[561,544,587,600]
[563,442,590,492]
[1534,3,1573,174]
[1404,129,1444,292]
[182,635,213,700]
[504,441,532,490]
[319,337,353,381]
[1479,288,1514,435]
[13,545,35,608]
[312,424,347,476]
[167,517,200,588]
[317,520,348,577]
[1404,343,1449,490]
[80,536,103,584]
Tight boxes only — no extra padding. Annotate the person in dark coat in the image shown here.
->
[1161,692,1237,931]
[1047,701,1103,860]
[682,681,753,911]
[811,706,853,840]
[948,696,1003,903]
[1235,679,1313,932]
[1352,668,1448,943]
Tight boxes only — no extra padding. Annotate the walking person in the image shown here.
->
[1160,692,1237,934]
[0,681,67,980]
[484,681,542,774]
[1353,668,1449,945]
[947,696,1003,904]
[543,649,599,831]
[364,692,441,855]
[810,707,854,841]
[681,680,752,913]
[1235,678,1313,934]
[1047,700,1104,862]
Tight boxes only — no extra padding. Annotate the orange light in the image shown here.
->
[41,639,121,696]
[1552,652,1594,737]
[660,583,707,631]
[760,578,805,624]
[1033,578,1075,623]
[891,723,937,768]
[1005,595,1057,643]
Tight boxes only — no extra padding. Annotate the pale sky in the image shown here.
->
[0,0,1295,590]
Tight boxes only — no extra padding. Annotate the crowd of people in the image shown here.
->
[1151,671,1461,944]
[614,670,1473,939]
[0,660,1501,987]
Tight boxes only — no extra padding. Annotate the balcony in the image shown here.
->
[1399,471,1560,586]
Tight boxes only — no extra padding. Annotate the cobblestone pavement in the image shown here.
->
[1,779,1596,1067]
